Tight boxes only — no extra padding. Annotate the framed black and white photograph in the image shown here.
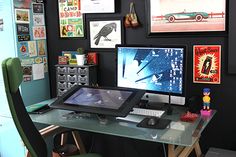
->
[88,17,124,49]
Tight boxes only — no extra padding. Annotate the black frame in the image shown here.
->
[50,85,145,117]
[146,0,227,37]
[87,16,124,51]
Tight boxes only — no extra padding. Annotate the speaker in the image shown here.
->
[186,95,202,113]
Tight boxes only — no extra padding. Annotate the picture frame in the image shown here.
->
[80,0,115,13]
[88,17,124,50]
[15,9,30,23]
[193,45,221,84]
[146,0,226,36]
[58,0,85,38]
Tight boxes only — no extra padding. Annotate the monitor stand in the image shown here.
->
[96,114,108,124]
[140,93,173,115]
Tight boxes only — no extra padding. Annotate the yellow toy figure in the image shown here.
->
[203,88,210,111]
[201,88,212,116]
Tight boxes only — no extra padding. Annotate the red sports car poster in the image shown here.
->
[193,45,221,84]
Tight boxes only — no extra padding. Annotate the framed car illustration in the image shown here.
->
[146,0,226,35]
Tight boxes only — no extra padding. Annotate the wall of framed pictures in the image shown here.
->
[44,0,236,156]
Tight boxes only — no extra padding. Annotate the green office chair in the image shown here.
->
[2,57,102,157]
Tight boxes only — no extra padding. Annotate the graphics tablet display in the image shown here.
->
[51,86,145,117]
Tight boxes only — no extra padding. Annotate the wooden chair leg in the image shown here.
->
[72,131,86,154]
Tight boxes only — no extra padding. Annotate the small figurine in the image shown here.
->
[203,88,211,110]
[201,88,212,116]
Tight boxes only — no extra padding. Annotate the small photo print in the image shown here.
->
[18,35,31,42]
[33,26,46,40]
[32,3,44,13]
[28,41,37,57]
[15,9,30,23]
[16,24,29,35]
[37,40,46,56]
[17,42,29,57]
[33,14,45,26]
[22,65,32,82]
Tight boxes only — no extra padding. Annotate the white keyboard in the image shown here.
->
[129,108,165,117]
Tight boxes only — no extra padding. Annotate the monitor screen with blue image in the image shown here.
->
[116,45,186,105]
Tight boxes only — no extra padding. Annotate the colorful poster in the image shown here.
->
[193,45,221,84]
[33,26,46,40]
[17,42,29,57]
[58,0,84,37]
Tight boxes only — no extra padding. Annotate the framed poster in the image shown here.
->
[193,45,221,84]
[88,17,124,49]
[58,0,84,38]
[146,0,226,35]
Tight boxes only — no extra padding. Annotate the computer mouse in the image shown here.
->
[147,117,158,126]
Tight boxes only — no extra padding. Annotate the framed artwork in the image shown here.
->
[58,0,84,38]
[81,0,115,13]
[88,17,124,49]
[193,45,221,84]
[146,0,226,35]
[32,3,44,14]
[33,26,46,40]
[15,9,30,23]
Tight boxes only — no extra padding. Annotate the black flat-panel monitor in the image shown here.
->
[50,86,145,117]
[116,44,186,105]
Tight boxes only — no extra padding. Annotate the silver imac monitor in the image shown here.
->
[116,44,186,106]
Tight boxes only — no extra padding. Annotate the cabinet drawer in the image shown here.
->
[57,67,67,73]
[67,75,77,82]
[77,82,89,85]
[67,67,77,74]
[58,82,67,89]
[68,82,77,88]
[58,89,67,96]
[78,67,88,75]
[58,74,66,81]
[78,75,88,83]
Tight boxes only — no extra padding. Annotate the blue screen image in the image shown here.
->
[117,47,184,95]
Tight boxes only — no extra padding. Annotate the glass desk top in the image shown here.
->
[30,99,216,147]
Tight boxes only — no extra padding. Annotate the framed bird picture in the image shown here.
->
[88,17,124,50]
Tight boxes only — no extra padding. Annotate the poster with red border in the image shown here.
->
[193,45,221,84]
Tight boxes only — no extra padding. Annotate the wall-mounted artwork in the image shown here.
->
[88,17,123,49]
[15,9,30,23]
[193,45,221,84]
[146,0,226,35]
[58,0,84,38]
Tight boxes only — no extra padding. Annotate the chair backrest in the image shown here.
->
[2,57,48,157]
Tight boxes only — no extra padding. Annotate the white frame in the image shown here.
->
[81,0,115,13]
